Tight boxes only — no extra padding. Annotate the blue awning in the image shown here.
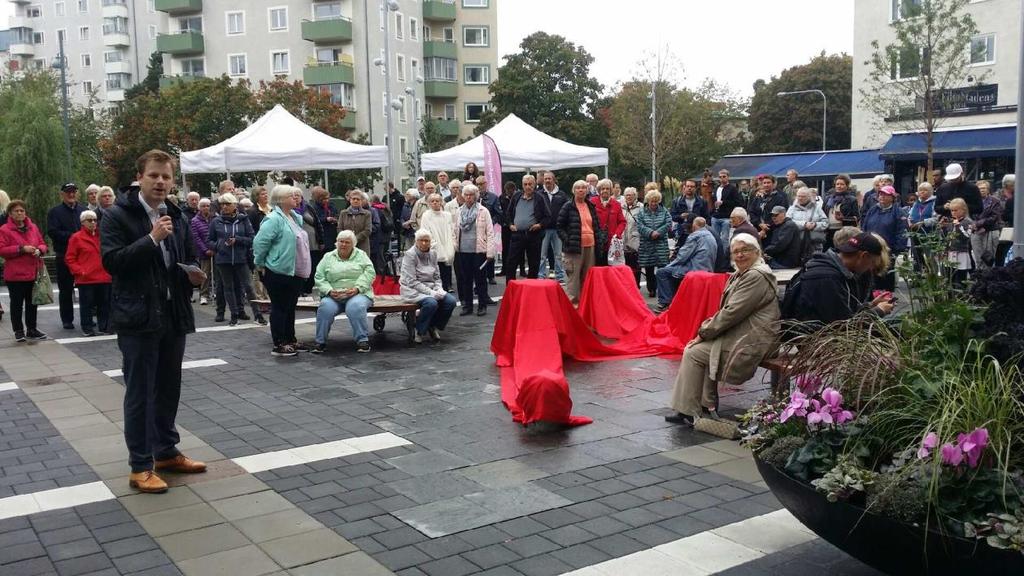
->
[879,125,1016,160]
[709,149,883,181]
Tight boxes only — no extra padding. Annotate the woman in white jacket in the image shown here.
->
[786,187,829,257]
[420,193,456,292]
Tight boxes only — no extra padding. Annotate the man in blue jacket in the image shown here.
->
[654,218,718,311]
[48,183,85,329]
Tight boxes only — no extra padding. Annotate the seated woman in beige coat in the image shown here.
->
[665,233,780,426]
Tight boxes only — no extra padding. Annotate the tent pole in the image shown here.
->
[604,166,608,178]
[324,169,329,194]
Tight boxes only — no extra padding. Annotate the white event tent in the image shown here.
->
[420,113,608,172]
[180,105,387,174]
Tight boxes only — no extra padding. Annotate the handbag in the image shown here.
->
[607,236,625,267]
[372,274,400,296]
[32,260,54,305]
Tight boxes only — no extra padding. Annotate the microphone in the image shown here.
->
[157,203,168,217]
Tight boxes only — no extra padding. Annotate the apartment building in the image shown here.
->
[6,0,497,184]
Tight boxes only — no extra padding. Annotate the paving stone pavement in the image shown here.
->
[0,283,883,575]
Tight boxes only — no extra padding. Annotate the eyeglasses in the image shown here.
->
[82,218,97,222]
[730,248,756,256]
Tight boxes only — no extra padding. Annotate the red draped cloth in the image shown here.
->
[491,272,729,427]
[578,266,651,339]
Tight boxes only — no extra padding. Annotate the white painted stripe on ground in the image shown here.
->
[232,432,412,473]
[0,381,18,392]
[36,303,81,311]
[560,509,816,576]
[103,358,228,378]
[0,481,116,521]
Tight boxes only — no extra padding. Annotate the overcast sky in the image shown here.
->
[497,0,855,98]
[1,0,854,97]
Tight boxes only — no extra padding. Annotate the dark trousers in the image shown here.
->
[118,309,186,472]
[262,269,303,346]
[78,283,111,333]
[305,250,324,293]
[595,242,609,267]
[439,262,453,292]
[644,266,657,296]
[485,259,495,281]
[625,249,641,287]
[56,255,75,325]
[217,263,260,319]
[500,225,512,275]
[456,252,488,310]
[8,281,37,333]
[507,231,542,280]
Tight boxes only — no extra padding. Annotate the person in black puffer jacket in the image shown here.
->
[762,207,803,269]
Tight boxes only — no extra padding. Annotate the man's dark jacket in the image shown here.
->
[763,217,803,268]
[542,188,569,229]
[47,202,85,254]
[711,183,743,219]
[747,190,789,230]
[507,190,551,231]
[100,191,196,336]
[935,180,983,218]
[787,250,862,324]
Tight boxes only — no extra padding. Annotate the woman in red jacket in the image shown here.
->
[589,178,626,266]
[65,210,111,336]
[0,200,49,341]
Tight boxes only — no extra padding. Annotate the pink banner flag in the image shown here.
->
[482,134,502,196]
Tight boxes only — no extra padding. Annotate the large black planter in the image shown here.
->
[755,456,1024,575]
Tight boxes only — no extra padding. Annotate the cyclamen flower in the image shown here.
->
[780,391,809,423]
[917,432,939,459]
[805,400,834,427]
[940,443,964,467]
[794,374,822,395]
[959,428,989,468]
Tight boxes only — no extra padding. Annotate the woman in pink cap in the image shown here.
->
[859,185,907,291]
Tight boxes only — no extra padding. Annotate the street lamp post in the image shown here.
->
[55,34,73,180]
[405,76,423,176]
[1014,0,1024,255]
[777,89,827,151]
[377,0,401,187]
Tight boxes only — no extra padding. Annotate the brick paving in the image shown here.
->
[0,283,884,575]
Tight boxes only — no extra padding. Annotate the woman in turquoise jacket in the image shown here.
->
[253,185,311,357]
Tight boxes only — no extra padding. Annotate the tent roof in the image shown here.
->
[180,105,387,174]
[420,114,608,172]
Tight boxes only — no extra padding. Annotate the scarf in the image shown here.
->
[459,202,479,232]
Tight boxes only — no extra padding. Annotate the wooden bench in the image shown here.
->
[759,355,793,400]
[251,295,420,344]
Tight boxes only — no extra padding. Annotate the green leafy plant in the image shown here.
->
[812,455,878,503]
[965,509,1024,552]
[785,426,869,482]
[866,470,928,525]
[758,436,806,469]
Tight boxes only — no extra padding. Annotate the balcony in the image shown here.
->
[422,1,456,22]
[11,0,31,4]
[424,80,457,99]
[432,118,458,136]
[302,61,354,86]
[102,3,128,18]
[9,43,35,56]
[8,16,32,29]
[103,32,131,47]
[107,89,125,102]
[341,111,356,130]
[105,60,132,74]
[157,31,204,55]
[301,17,352,44]
[159,75,204,90]
[154,0,202,15]
[423,40,456,59]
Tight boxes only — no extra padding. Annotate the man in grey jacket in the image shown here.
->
[654,218,718,310]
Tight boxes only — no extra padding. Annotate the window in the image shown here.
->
[313,2,341,20]
[78,26,89,41]
[424,57,456,82]
[104,50,122,62]
[103,17,128,35]
[82,80,92,95]
[316,47,343,64]
[970,33,996,65]
[268,7,287,31]
[399,136,408,158]
[78,0,87,14]
[398,96,407,123]
[226,11,245,35]
[423,25,431,40]
[318,83,355,108]
[57,29,66,45]
[891,0,922,21]
[395,12,403,40]
[80,53,91,67]
[463,26,488,47]
[33,31,45,44]
[105,72,130,90]
[181,58,204,76]
[464,64,489,84]
[465,103,490,123]
[410,17,418,40]
[32,58,47,69]
[462,0,488,6]
[442,27,454,43]
[271,50,290,74]
[411,58,419,82]
[55,1,65,17]
[28,5,43,18]
[148,25,156,39]
[396,53,406,81]
[444,103,456,120]
[179,16,202,33]
[147,0,154,12]
[228,53,247,76]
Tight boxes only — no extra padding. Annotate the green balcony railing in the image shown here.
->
[433,118,458,136]
[423,40,456,59]
[159,74,204,90]
[424,80,457,99]
[341,111,356,129]
[422,0,456,21]
[301,17,352,44]
[303,62,355,86]
[156,31,204,55]
[154,0,202,15]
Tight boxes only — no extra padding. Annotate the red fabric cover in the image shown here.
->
[577,266,652,339]
[0,218,48,282]
[372,274,400,295]
[65,229,112,285]
[491,273,730,427]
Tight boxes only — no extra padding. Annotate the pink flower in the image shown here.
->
[940,443,964,467]
[794,374,822,395]
[917,432,939,459]
[834,409,855,425]
[780,391,809,423]
[821,388,843,409]
[960,428,989,468]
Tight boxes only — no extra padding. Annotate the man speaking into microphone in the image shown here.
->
[101,150,208,494]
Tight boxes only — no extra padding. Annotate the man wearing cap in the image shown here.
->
[653,217,718,311]
[48,183,87,329]
[783,232,894,328]
[935,163,982,219]
[762,205,803,269]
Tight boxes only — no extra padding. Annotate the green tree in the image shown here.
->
[252,78,348,138]
[860,0,983,172]
[125,51,163,100]
[69,107,108,188]
[747,53,852,153]
[477,32,606,150]
[0,73,70,228]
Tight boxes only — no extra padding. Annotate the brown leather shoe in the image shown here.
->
[155,454,207,474]
[128,470,168,493]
